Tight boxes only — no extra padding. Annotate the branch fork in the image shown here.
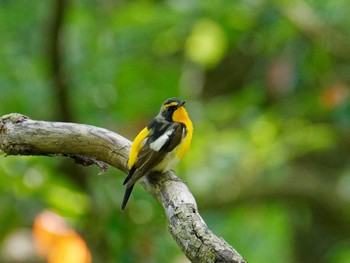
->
[0,113,246,263]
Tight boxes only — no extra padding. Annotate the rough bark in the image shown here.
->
[0,113,247,263]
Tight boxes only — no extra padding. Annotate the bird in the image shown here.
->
[122,97,193,210]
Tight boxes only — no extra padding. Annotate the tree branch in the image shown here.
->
[0,113,247,263]
[278,0,350,59]
[48,0,73,122]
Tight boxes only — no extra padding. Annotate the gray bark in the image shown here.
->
[0,113,247,263]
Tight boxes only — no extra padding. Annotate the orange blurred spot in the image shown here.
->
[33,210,91,263]
[321,83,349,109]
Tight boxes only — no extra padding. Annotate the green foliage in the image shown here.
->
[1,0,350,262]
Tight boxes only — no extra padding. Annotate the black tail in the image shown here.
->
[122,184,135,210]
[123,166,136,185]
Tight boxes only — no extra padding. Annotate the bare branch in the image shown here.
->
[0,113,247,263]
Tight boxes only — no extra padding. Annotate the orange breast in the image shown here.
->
[172,107,193,159]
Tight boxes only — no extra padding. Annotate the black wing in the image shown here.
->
[122,120,184,210]
[125,120,184,187]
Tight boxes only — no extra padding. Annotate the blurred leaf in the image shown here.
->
[185,18,228,68]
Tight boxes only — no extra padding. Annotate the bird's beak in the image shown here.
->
[179,100,186,107]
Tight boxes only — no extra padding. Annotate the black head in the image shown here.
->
[159,97,186,121]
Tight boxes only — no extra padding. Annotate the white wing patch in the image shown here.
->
[149,128,174,151]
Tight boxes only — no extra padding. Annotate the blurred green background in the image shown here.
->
[1,0,350,262]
